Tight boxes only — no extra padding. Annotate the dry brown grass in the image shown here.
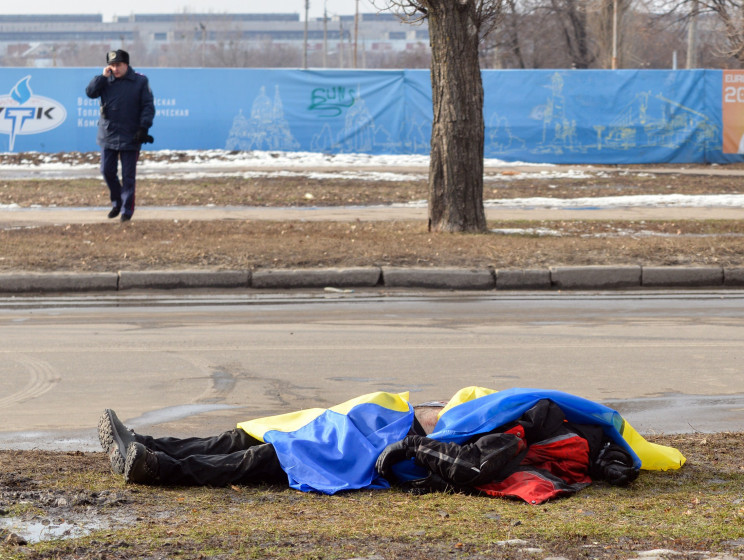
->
[1,162,743,272]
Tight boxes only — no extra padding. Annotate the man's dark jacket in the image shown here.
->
[86,66,155,151]
[377,398,642,503]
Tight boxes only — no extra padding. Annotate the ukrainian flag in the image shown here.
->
[430,387,686,471]
[238,391,414,494]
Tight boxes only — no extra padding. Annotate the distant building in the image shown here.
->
[0,12,430,67]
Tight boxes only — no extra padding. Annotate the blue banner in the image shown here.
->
[0,67,740,164]
[482,69,735,164]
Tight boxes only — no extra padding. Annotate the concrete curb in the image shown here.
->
[118,270,250,290]
[251,267,380,289]
[642,266,724,288]
[381,267,495,290]
[0,272,119,293]
[0,266,741,293]
[725,267,744,286]
[550,266,641,290]
[496,269,552,290]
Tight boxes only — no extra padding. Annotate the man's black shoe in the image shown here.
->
[107,207,120,219]
[98,409,137,475]
[120,214,132,222]
[124,442,160,485]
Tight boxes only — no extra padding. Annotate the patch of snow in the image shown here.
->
[1,150,742,209]
[484,194,744,209]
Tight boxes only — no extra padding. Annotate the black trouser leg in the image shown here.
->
[100,148,121,208]
[136,428,262,459]
[118,150,139,217]
[154,442,288,487]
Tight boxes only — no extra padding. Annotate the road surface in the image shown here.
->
[1,290,743,451]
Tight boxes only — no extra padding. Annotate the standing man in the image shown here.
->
[86,49,155,222]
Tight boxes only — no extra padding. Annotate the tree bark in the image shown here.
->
[427,1,487,233]
[551,0,594,69]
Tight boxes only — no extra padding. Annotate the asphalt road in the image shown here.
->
[1,289,743,452]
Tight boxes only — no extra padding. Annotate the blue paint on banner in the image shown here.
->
[0,67,740,164]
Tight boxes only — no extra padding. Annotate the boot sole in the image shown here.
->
[124,442,158,484]
[97,409,126,475]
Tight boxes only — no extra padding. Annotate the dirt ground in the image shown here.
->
[1,156,743,272]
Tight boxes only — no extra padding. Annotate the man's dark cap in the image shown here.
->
[106,49,129,65]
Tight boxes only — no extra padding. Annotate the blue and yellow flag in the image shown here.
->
[238,391,413,494]
[429,387,686,471]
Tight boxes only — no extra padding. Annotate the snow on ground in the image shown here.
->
[488,226,744,238]
[0,149,552,180]
[0,149,743,211]
[395,194,744,209]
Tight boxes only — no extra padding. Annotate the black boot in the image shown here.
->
[124,442,160,485]
[98,409,137,476]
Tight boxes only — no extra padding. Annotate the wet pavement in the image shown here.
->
[0,393,742,454]
[0,290,742,452]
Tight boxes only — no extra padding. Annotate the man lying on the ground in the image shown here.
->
[99,387,685,504]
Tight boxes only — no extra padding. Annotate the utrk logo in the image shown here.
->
[0,76,66,151]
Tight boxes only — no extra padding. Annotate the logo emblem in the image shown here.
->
[0,76,67,151]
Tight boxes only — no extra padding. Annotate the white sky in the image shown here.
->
[1,1,380,22]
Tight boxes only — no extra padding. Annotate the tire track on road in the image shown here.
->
[0,355,61,407]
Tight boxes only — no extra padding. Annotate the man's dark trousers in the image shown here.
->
[135,428,288,487]
[101,148,139,218]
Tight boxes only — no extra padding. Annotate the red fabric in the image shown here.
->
[503,424,528,454]
[475,433,592,504]
[503,425,525,439]
[523,434,591,484]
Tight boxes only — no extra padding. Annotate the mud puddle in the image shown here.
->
[0,487,135,544]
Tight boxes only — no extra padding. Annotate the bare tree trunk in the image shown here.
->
[550,0,594,68]
[427,1,487,233]
[503,0,527,68]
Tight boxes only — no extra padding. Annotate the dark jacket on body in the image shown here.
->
[377,399,638,503]
[86,66,155,151]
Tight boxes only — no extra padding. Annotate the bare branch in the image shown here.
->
[371,0,430,23]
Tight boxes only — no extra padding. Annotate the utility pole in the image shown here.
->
[353,0,359,68]
[611,0,618,69]
[303,0,309,69]
[686,0,698,68]
[323,0,328,68]
[199,23,206,67]
[339,18,344,68]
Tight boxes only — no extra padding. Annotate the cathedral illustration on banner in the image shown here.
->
[225,81,427,155]
[225,85,299,151]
